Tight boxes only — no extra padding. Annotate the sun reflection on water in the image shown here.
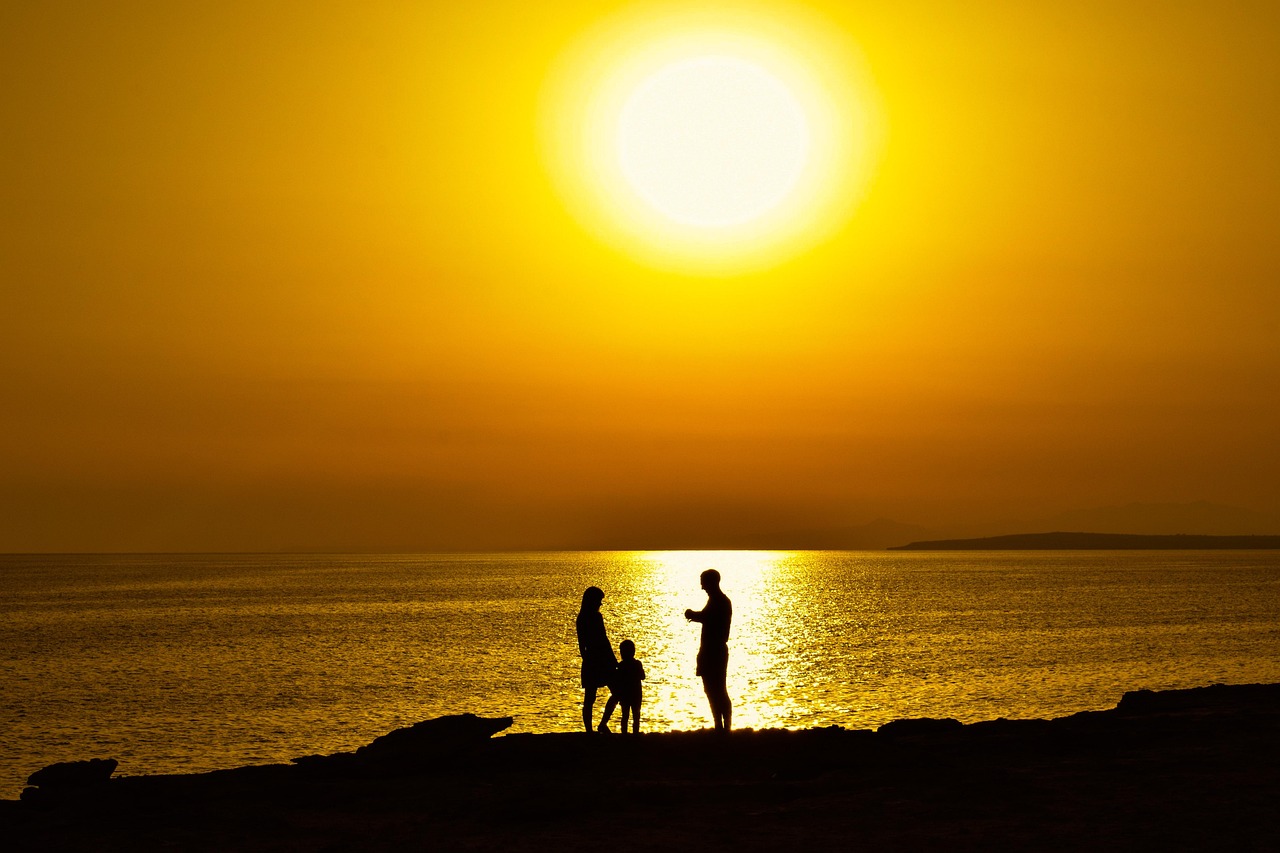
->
[621,550,804,731]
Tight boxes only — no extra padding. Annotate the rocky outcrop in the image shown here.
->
[355,712,513,761]
[21,758,118,806]
[876,717,964,737]
[8,687,1279,850]
[1116,682,1280,715]
[292,713,514,775]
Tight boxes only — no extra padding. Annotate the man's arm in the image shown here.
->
[684,607,704,622]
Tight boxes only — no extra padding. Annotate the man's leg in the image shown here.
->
[701,677,721,730]
[708,673,731,731]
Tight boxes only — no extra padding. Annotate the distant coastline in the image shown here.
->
[888,531,1280,550]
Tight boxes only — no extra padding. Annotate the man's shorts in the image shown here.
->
[696,643,729,680]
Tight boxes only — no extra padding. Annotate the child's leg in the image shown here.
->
[632,700,641,734]
[619,703,631,734]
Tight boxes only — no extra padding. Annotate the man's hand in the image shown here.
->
[684,609,696,620]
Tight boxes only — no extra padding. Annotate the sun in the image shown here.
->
[617,55,811,229]
[541,3,882,275]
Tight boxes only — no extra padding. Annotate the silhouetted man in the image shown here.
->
[685,569,732,731]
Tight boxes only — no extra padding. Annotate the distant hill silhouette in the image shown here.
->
[565,501,1276,551]
[959,501,1280,539]
[889,532,1280,550]
[765,502,1278,551]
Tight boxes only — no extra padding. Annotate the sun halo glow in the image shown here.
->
[541,5,881,275]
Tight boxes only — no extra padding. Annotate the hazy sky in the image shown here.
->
[3,1,1278,551]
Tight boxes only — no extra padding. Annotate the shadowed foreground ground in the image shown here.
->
[4,683,1278,851]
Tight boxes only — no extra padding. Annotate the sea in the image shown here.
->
[3,550,1279,798]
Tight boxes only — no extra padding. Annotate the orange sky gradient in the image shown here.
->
[3,0,1278,551]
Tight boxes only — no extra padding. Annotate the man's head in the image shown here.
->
[700,569,721,592]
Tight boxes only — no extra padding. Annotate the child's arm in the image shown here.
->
[639,661,645,680]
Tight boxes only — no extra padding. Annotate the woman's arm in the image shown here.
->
[577,612,607,657]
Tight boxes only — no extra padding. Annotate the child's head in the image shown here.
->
[619,639,635,660]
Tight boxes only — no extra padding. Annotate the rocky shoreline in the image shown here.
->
[5,683,1279,850]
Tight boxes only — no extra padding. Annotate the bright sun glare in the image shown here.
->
[617,56,811,228]
[542,4,881,274]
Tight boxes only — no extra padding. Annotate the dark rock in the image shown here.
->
[355,713,513,765]
[877,717,964,737]
[291,752,346,766]
[969,717,1026,734]
[289,713,514,775]
[6,687,1280,850]
[1117,682,1280,716]
[27,758,118,789]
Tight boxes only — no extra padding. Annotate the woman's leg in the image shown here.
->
[598,689,619,732]
[582,686,598,732]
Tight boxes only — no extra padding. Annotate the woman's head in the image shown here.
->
[581,586,604,610]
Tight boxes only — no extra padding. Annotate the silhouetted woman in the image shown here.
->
[576,586,619,733]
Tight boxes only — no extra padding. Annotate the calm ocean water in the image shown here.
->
[2,550,1279,797]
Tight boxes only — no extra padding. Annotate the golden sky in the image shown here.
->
[3,0,1278,551]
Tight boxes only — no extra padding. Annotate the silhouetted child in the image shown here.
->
[615,639,645,734]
